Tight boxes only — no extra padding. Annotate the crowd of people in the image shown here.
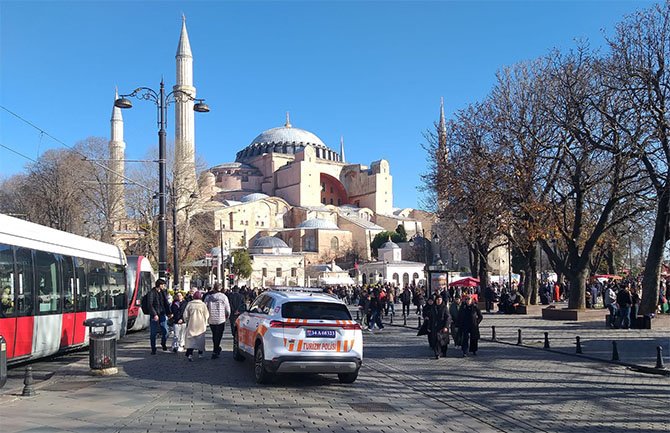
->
[145,274,670,361]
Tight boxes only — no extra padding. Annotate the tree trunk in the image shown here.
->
[477,243,490,294]
[528,248,538,305]
[568,269,588,310]
[605,249,616,275]
[640,189,669,315]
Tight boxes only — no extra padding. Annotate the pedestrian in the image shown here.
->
[456,295,483,357]
[400,286,412,317]
[183,290,209,361]
[147,278,171,355]
[171,292,187,352]
[484,284,495,313]
[414,289,425,315]
[449,296,462,346]
[369,290,385,331]
[630,287,641,328]
[604,284,618,328]
[206,282,231,359]
[616,285,633,329]
[226,285,246,336]
[423,295,450,359]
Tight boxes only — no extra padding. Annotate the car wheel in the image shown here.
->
[232,335,245,362]
[338,369,359,384]
[254,343,272,384]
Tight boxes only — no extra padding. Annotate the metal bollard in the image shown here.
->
[22,366,36,397]
[491,326,496,341]
[611,341,620,361]
[656,346,665,369]
[390,313,394,325]
[543,332,550,349]
[576,336,582,354]
[517,329,522,345]
[403,313,407,326]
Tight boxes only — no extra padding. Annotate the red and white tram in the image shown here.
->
[0,214,128,365]
[126,255,154,332]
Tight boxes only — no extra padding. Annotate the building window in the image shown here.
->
[321,182,325,192]
[330,237,339,251]
[322,198,326,204]
[337,198,341,205]
[291,268,297,277]
[329,198,333,205]
[262,268,267,277]
[276,268,282,277]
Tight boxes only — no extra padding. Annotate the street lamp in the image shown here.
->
[115,79,209,280]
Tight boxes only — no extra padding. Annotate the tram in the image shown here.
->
[126,255,154,331]
[0,214,128,365]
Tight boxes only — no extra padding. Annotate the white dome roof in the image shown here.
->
[240,193,269,203]
[252,236,289,249]
[250,126,327,148]
[297,218,339,229]
[380,240,400,249]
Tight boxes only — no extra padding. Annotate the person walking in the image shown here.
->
[456,295,483,357]
[630,287,641,328]
[423,296,450,359]
[449,296,462,347]
[604,284,618,328]
[226,285,246,337]
[170,292,187,352]
[147,278,171,355]
[205,283,231,359]
[400,287,412,318]
[616,285,633,329]
[183,291,209,361]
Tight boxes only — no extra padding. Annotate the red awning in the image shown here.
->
[449,277,480,287]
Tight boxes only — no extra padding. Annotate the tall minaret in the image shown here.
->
[109,87,126,224]
[340,136,346,163]
[436,97,448,208]
[174,15,197,211]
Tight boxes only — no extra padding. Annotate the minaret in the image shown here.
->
[340,136,346,163]
[437,97,448,207]
[109,87,126,224]
[174,15,197,212]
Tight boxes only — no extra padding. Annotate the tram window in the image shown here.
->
[108,263,126,309]
[14,248,34,316]
[34,250,61,315]
[86,260,109,311]
[74,258,87,312]
[139,271,153,300]
[0,244,15,317]
[61,256,75,313]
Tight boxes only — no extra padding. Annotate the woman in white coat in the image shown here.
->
[183,290,209,361]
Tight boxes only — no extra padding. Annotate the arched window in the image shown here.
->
[330,237,339,251]
[392,273,399,285]
[403,273,410,286]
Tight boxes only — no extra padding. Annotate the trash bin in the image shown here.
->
[0,335,7,389]
[83,318,116,370]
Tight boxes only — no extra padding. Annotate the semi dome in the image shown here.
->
[236,113,341,163]
[252,236,289,249]
[240,193,269,203]
[297,218,339,230]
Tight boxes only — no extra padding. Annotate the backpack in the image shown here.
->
[141,292,150,315]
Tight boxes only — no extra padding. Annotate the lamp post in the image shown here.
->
[115,80,209,280]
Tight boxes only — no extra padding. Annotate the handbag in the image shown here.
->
[417,320,429,336]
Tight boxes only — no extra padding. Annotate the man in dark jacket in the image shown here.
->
[226,285,246,336]
[616,286,633,329]
[457,295,483,357]
[147,279,171,354]
[400,287,412,318]
[423,296,450,359]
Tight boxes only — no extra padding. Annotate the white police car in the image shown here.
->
[233,288,363,384]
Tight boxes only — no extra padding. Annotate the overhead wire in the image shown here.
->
[0,104,153,192]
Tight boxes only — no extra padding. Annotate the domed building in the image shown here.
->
[247,236,304,288]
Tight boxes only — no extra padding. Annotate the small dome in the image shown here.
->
[252,236,289,249]
[380,240,400,250]
[240,193,269,203]
[297,218,339,230]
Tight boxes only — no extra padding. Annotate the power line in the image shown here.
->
[0,141,39,164]
[0,104,153,192]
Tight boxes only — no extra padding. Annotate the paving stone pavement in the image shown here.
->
[0,309,668,433]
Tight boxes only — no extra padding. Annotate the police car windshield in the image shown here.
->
[281,302,351,320]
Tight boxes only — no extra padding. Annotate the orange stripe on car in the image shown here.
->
[288,341,295,351]
[336,341,341,352]
[297,340,303,352]
[258,325,268,337]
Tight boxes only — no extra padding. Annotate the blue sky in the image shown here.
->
[0,0,653,209]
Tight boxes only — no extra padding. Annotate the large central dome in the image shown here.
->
[236,114,341,163]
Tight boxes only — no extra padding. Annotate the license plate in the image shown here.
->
[305,329,336,338]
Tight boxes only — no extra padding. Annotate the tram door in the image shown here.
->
[0,244,16,358]
[60,256,77,347]
[72,258,87,345]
